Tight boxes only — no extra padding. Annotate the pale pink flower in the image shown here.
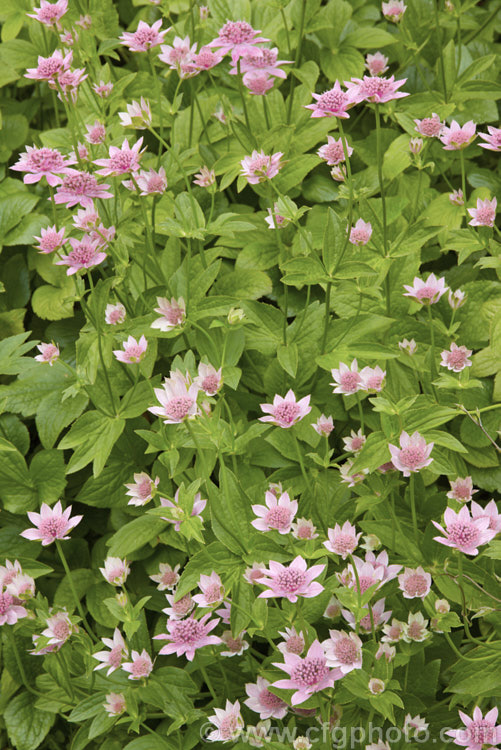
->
[432,505,496,555]
[449,189,464,206]
[120,20,169,52]
[448,288,466,309]
[113,335,148,364]
[265,204,288,229]
[195,363,223,396]
[0,591,27,625]
[345,75,408,104]
[191,46,225,71]
[56,236,107,275]
[291,518,318,540]
[105,303,126,325]
[0,560,23,588]
[155,613,221,661]
[42,610,77,645]
[59,29,76,45]
[213,106,227,124]
[365,52,389,76]
[231,46,292,79]
[312,414,334,436]
[398,566,431,599]
[72,204,100,231]
[122,649,153,679]
[243,562,267,585]
[468,197,497,227]
[305,81,355,119]
[343,597,391,633]
[368,678,385,694]
[240,150,283,184]
[21,501,82,546]
[277,627,305,655]
[409,137,423,154]
[6,572,34,600]
[382,0,407,21]
[118,99,152,129]
[192,572,225,607]
[93,629,128,675]
[125,472,159,506]
[338,557,385,595]
[349,218,372,245]
[100,557,130,586]
[162,592,194,620]
[388,430,434,476]
[104,693,126,717]
[436,599,450,614]
[440,343,472,372]
[447,476,477,502]
[151,296,186,332]
[131,167,167,195]
[360,365,385,391]
[200,6,209,20]
[25,49,72,82]
[11,145,75,186]
[361,534,381,551]
[94,138,145,176]
[207,21,269,57]
[245,677,288,719]
[324,597,341,618]
[220,630,249,657]
[159,489,206,530]
[251,490,298,534]
[375,643,395,661]
[440,120,477,150]
[193,166,216,187]
[242,70,273,95]
[471,499,501,533]
[403,272,448,303]
[53,169,113,208]
[149,563,180,591]
[323,630,363,674]
[215,601,231,624]
[339,460,368,487]
[272,640,342,706]
[365,550,401,582]
[382,618,406,643]
[324,521,361,559]
[403,611,429,642]
[206,700,245,743]
[256,556,324,603]
[75,14,91,28]
[398,338,417,354]
[404,714,429,737]
[446,707,501,750]
[259,390,311,428]
[478,125,501,152]
[71,142,90,162]
[331,165,346,181]
[342,429,366,454]
[318,136,353,166]
[93,81,113,97]
[27,0,68,26]
[53,67,87,102]
[149,378,200,424]
[330,359,365,394]
[34,342,60,366]
[158,36,196,68]
[33,225,66,254]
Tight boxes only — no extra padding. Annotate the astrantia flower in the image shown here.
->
[478,125,501,152]
[162,592,194,620]
[403,273,448,304]
[245,677,288,719]
[54,67,87,103]
[100,557,130,586]
[256,556,324,603]
[93,80,113,97]
[449,288,466,310]
[330,359,365,395]
[409,137,423,155]
[113,335,148,364]
[339,557,385,595]
[343,597,391,633]
[118,99,152,129]
[345,75,408,104]
[404,714,429,738]
[398,567,431,599]
[27,0,68,26]
[440,343,472,372]
[349,218,372,245]
[149,378,200,424]
[265,204,288,229]
[25,49,72,82]
[317,136,353,166]
[149,563,180,591]
[449,189,464,206]
[468,197,497,227]
[195,363,223,396]
[155,613,221,660]
[150,296,185,333]
[159,489,206,530]
[312,414,334,436]
[159,35,196,68]
[34,342,60,366]
[251,490,298,534]
[447,476,477,502]
[231,46,292,79]
[446,707,501,750]
[277,626,305,655]
[376,643,395,662]
[0,560,23,588]
[398,338,417,354]
[192,572,225,608]
[324,597,341,619]
[207,21,269,57]
[365,52,389,76]
[0,591,27,625]
[440,120,477,150]
[339,460,369,487]
[365,550,401,583]
[324,521,361,559]
[305,81,355,119]
[33,225,66,254]
[53,169,113,208]
[244,562,267,585]
[94,138,146,176]
[360,365,385,391]
[432,506,496,555]
[56,236,107,275]
[259,389,311,428]
[206,700,245,743]
[240,150,283,184]
[414,113,444,137]
[368,678,385,694]
[42,610,77,645]
[292,518,318,540]
[11,145,75,186]
[403,611,429,642]
[331,165,346,181]
[272,640,342,706]
[105,303,126,325]
[193,166,216,187]
[220,630,249,657]
[342,429,366,454]
[382,0,406,22]
[191,46,225,71]
[93,629,128,675]
[21,501,82,546]
[122,649,153,679]
[323,630,363,674]
[471,499,501,533]
[388,431,433,476]
[119,20,169,52]
[125,472,159,507]
[104,693,126,717]
[382,617,406,643]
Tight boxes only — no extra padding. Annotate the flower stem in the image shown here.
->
[459,148,468,221]
[148,52,163,165]
[236,59,254,143]
[55,540,97,643]
[348,553,362,634]
[427,304,439,400]
[286,0,306,124]
[185,419,209,482]
[6,627,48,700]
[356,391,365,434]
[434,0,448,102]
[409,473,418,543]
[292,430,309,486]
[375,104,390,315]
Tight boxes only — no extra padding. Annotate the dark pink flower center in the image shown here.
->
[317,89,347,112]
[339,372,361,392]
[124,344,144,361]
[265,506,291,530]
[218,21,255,44]
[27,148,65,171]
[109,151,137,173]
[171,618,205,644]
[446,349,468,369]
[172,594,193,615]
[356,575,377,594]
[52,619,70,640]
[61,172,99,194]
[133,28,160,47]
[249,155,271,174]
[273,402,300,425]
[259,688,285,708]
[39,517,67,538]
[37,58,65,77]
[166,396,194,420]
[291,657,328,687]
[145,174,166,192]
[137,478,153,499]
[404,574,428,597]
[407,622,425,640]
[108,645,124,668]
[473,205,495,224]
[415,285,438,300]
[449,129,470,145]
[296,522,313,539]
[201,374,219,393]
[67,244,97,266]
[131,656,150,676]
[360,78,392,98]
[276,569,306,593]
[332,532,356,555]
[419,118,442,136]
[365,375,383,390]
[467,721,496,744]
[203,583,222,604]
[448,522,479,547]
[0,592,14,615]
[451,481,471,500]
[219,714,240,740]
[334,637,358,664]
[40,231,63,250]
[398,446,426,468]
[285,634,304,654]
[160,570,177,586]
[223,635,244,652]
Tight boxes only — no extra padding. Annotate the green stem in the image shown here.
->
[319,282,332,356]
[427,304,438,400]
[459,149,468,222]
[47,184,58,229]
[6,627,47,699]
[55,540,97,643]
[348,553,362,634]
[148,52,163,165]
[443,632,493,662]
[434,0,448,101]
[200,665,217,701]
[286,0,306,125]
[355,391,364,434]
[292,430,309,486]
[409,473,418,543]
[375,104,390,315]
[82,281,117,414]
[262,94,271,130]
[57,650,75,700]
[185,419,209,482]
[236,59,254,143]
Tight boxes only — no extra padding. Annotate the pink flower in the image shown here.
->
[149,563,180,591]
[252,491,298,534]
[291,518,318,540]
[388,431,433,476]
[27,0,68,26]
[206,700,245,743]
[242,70,272,95]
[21,501,82,546]
[25,49,72,82]
[193,166,216,187]
[162,592,194,620]
[93,629,128,675]
[414,113,444,137]
[245,677,288,719]
[0,591,27,625]
[105,303,126,325]
[113,335,148,364]
[324,521,361,559]
[404,715,428,737]
[155,613,221,661]
[100,557,130,586]
[330,359,365,395]
[365,550,401,582]
[118,99,152,129]
[191,46,225,71]
[220,630,248,657]
[53,169,113,208]
[445,707,501,750]
[323,630,363,674]
[265,204,288,229]
[365,52,389,76]
[207,21,269,57]
[318,136,353,166]
[382,617,406,643]
[331,165,346,181]
[409,137,423,154]
[360,365,385,391]
[312,414,334,436]
[339,460,368,487]
[125,472,159,506]
[122,649,153,679]
[403,611,429,642]
[471,499,501,533]
[478,125,501,152]
[34,342,60,366]
[53,67,87,102]
[449,288,466,309]
[149,377,200,424]
[119,20,169,52]
[42,610,77,644]
[240,150,283,184]
[339,557,385,595]
[130,167,168,195]
[403,272,448,304]
[343,597,391,633]
[440,120,477,150]
[192,572,225,607]
[398,338,417,354]
[432,505,496,555]
[244,563,267,585]
[158,36,196,68]
[278,626,305,655]
[75,14,91,28]
[449,189,464,206]
[0,560,23,588]
[398,566,432,599]
[342,429,366,454]
[272,640,342,706]
[256,556,324,603]
[468,197,497,227]
[349,218,372,245]
[345,75,408,104]
[259,390,311,428]
[11,145,75,186]
[159,489,206,530]
[94,138,146,176]
[104,693,126,717]
[376,643,395,662]
[305,81,355,119]
[382,0,406,20]
[93,80,113,97]
[55,236,107,275]
[151,296,186,332]
[440,343,472,372]
[447,476,477,502]
[195,363,222,396]
[33,225,66,254]
[232,46,292,79]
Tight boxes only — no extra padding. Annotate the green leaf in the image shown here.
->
[107,515,165,556]
[31,279,76,321]
[277,343,298,378]
[214,269,272,299]
[36,390,88,449]
[29,449,67,502]
[281,256,329,286]
[4,692,54,750]
[210,466,252,554]
[58,411,125,477]
[175,542,241,600]
[322,208,344,275]
[0,443,37,512]
[343,27,396,48]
